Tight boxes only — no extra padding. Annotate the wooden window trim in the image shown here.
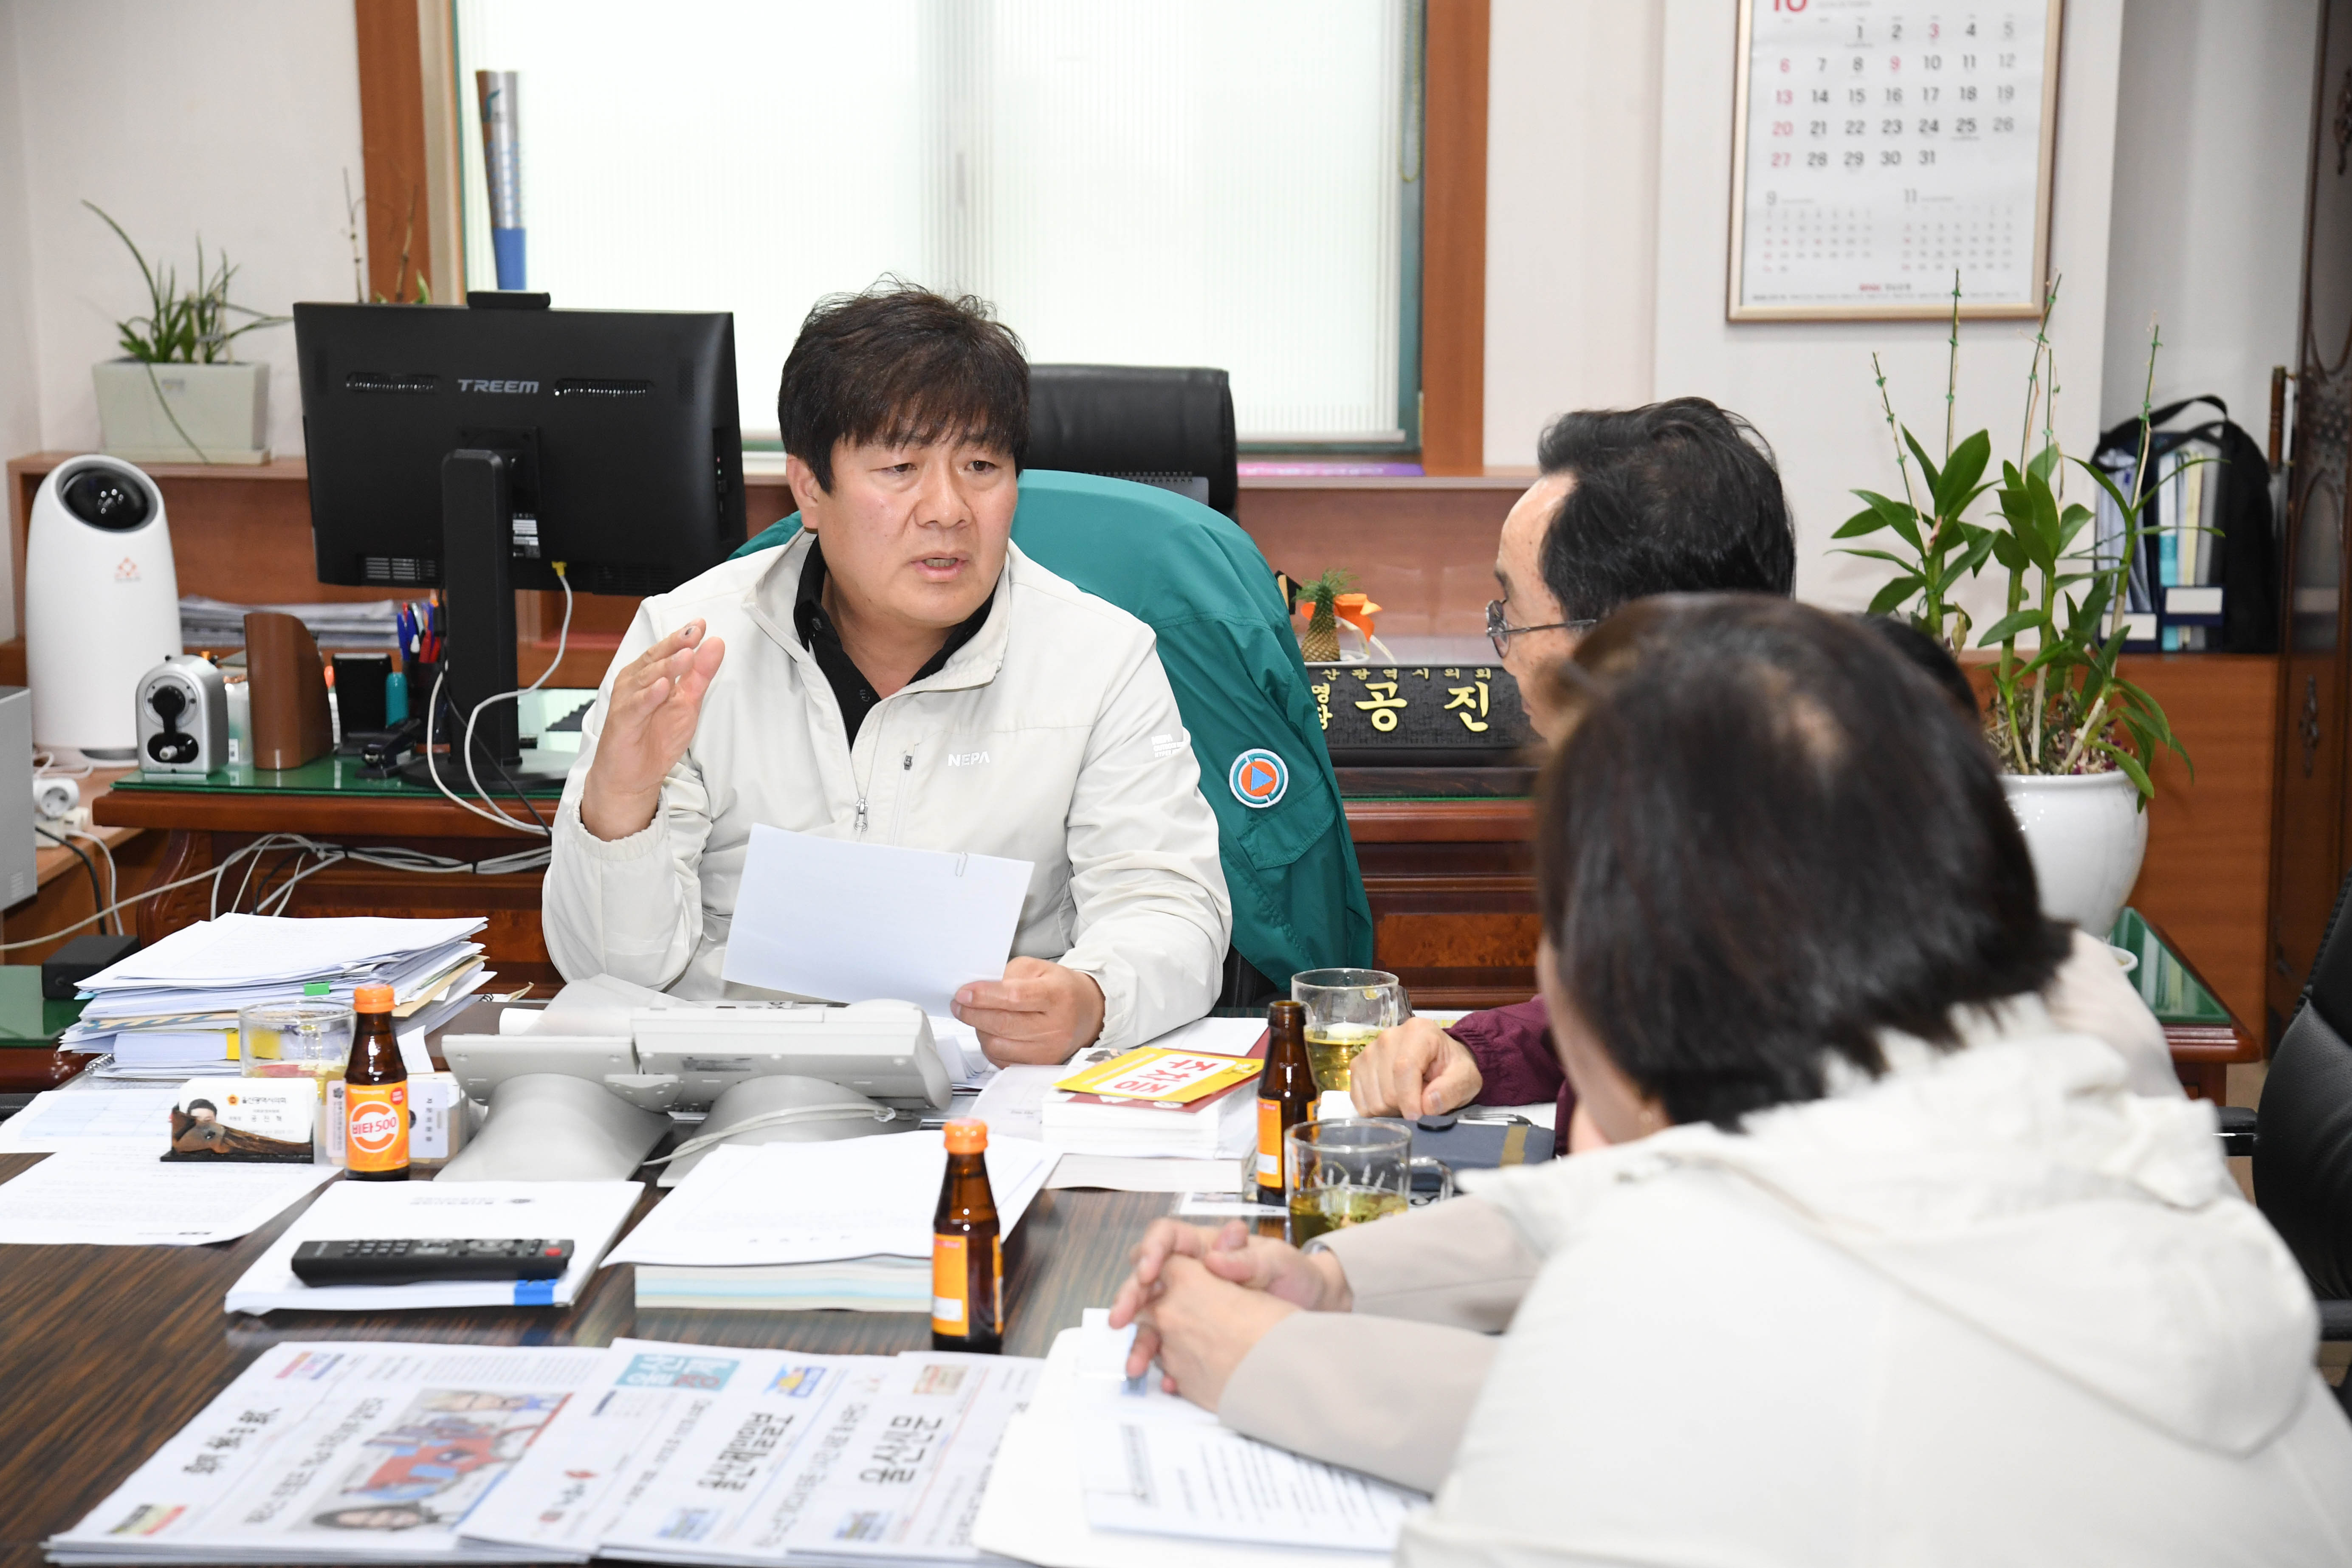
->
[353,1,1489,468]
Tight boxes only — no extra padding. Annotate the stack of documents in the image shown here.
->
[225,1179,643,1314]
[62,913,491,1069]
[607,1132,1052,1311]
[180,594,402,649]
[973,1313,1426,1568]
[1039,1023,1267,1160]
[47,1339,1039,1566]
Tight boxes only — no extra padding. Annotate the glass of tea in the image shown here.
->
[237,999,354,1089]
[1291,968,1407,1094]
[1284,1117,1453,1245]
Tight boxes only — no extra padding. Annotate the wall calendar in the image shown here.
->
[1729,1,2063,321]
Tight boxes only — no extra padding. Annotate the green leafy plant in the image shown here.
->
[1834,275,2188,805]
[86,202,288,363]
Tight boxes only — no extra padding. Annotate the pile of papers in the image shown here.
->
[968,1019,1265,1187]
[63,914,492,1073]
[608,1131,1053,1312]
[180,595,402,650]
[46,1338,1038,1567]
[973,1314,1427,1568]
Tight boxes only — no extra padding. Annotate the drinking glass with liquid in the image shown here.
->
[1291,968,1407,1095]
[1284,1117,1453,1245]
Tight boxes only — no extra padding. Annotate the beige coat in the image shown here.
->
[541,531,1232,1050]
[1219,937,2192,1498]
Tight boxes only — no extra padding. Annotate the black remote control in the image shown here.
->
[291,1238,574,1288]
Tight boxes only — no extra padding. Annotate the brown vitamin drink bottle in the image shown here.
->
[1256,998,1317,1205]
[931,1119,1002,1352]
[343,983,409,1181]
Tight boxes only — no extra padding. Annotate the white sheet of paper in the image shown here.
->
[973,1327,1408,1568]
[78,913,487,990]
[0,1152,336,1246]
[0,1079,183,1152]
[1055,1156,1252,1193]
[606,1132,1052,1267]
[720,824,1032,1015]
[224,1178,642,1313]
[1082,1419,1422,1549]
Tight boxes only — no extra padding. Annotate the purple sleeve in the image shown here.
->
[1446,997,1575,1158]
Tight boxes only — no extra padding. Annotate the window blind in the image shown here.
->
[453,0,1410,444]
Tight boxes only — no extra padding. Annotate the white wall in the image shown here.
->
[8,0,363,463]
[1482,0,1663,466]
[1648,0,2125,620]
[0,3,37,640]
[2101,0,2317,433]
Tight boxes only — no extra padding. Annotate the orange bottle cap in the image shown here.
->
[353,984,395,1013]
[943,1119,988,1153]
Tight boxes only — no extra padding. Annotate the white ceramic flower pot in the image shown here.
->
[2002,770,2148,938]
[92,358,270,465]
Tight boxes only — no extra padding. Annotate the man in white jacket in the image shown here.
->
[542,285,1231,1061]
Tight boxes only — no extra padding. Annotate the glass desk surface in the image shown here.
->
[2108,908,2233,1027]
[109,753,568,799]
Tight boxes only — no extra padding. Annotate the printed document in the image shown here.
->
[467,1342,1038,1565]
[226,1179,642,1313]
[604,1132,1052,1268]
[971,1323,1420,1568]
[720,825,1031,1015]
[43,1339,606,1564]
[458,1340,858,1560]
[0,1151,335,1246]
[0,1078,183,1153]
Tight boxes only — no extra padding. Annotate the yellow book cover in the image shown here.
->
[1053,1047,1263,1105]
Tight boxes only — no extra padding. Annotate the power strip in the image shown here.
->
[37,805,93,836]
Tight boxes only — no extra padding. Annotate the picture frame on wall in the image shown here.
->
[1727,0,2064,321]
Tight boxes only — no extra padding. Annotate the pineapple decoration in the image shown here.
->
[1298,569,1354,662]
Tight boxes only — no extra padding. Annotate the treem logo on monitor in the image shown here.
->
[457,377,540,394]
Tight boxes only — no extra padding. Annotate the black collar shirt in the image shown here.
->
[792,536,994,747]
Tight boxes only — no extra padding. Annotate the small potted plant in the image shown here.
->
[1835,279,2187,937]
[86,202,287,465]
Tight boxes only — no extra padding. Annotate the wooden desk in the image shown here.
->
[0,1152,1170,1568]
[0,771,165,967]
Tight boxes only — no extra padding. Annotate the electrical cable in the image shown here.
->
[425,561,573,837]
[0,835,551,952]
[68,830,118,933]
[33,826,106,936]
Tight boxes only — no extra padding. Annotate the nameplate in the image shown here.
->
[1306,662,1535,757]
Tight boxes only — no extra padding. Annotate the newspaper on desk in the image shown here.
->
[463,1340,1038,1565]
[48,1339,1041,1568]
[43,1340,608,1565]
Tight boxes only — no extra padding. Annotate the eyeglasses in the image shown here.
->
[1485,600,1599,660]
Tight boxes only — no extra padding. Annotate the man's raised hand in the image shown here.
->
[580,621,725,841]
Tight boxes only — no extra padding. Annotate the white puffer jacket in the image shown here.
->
[1401,998,2352,1568]
[541,531,1232,1049]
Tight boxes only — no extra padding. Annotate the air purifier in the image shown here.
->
[25,455,182,761]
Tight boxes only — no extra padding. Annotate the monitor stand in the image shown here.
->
[430,448,574,794]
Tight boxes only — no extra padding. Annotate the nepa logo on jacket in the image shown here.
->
[1228,748,1288,809]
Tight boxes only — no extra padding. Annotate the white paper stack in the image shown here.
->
[1031,1018,1267,1162]
[608,1133,1052,1312]
[973,1315,1425,1568]
[45,1340,608,1565]
[62,914,492,1066]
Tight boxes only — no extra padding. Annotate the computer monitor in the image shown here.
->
[294,297,746,775]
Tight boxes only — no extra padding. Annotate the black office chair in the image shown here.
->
[2219,869,2352,1416]
[1027,365,1239,521]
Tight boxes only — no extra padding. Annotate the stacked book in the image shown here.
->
[607,1132,1055,1312]
[1039,1020,1268,1160]
[63,913,491,1075]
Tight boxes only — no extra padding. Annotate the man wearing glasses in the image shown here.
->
[1352,398,1795,1142]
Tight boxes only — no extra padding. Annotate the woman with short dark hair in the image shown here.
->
[1114,597,2352,1562]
